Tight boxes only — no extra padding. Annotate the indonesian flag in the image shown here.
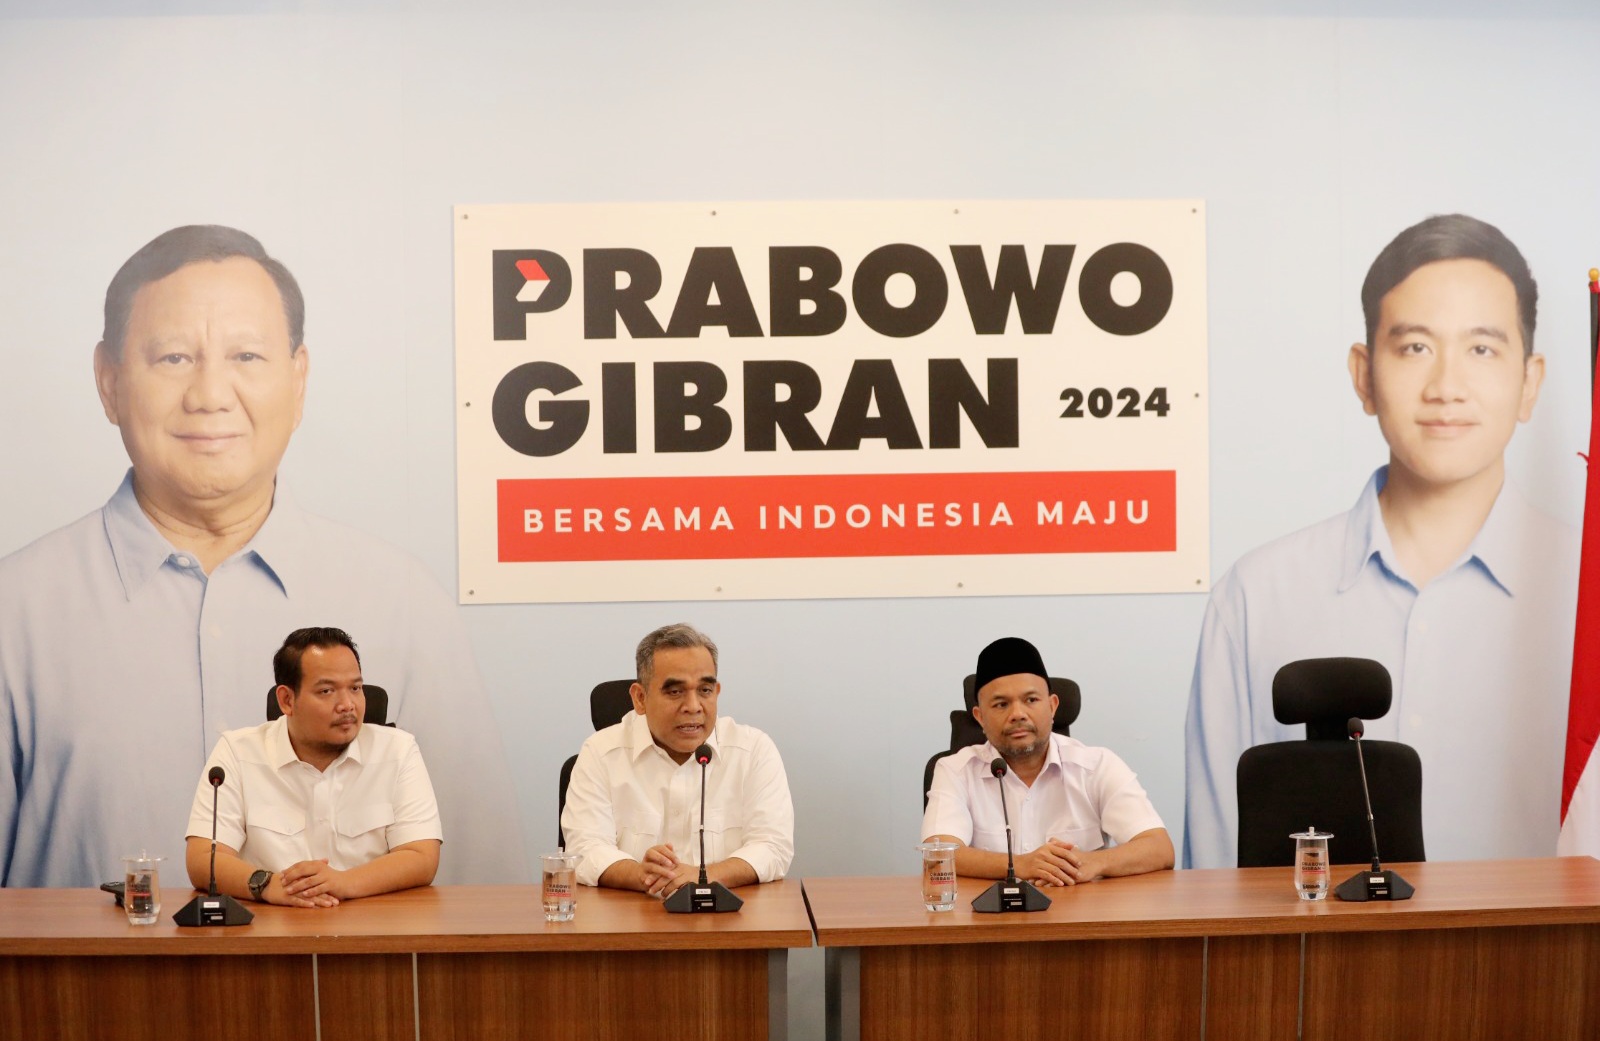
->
[1558,269,1600,859]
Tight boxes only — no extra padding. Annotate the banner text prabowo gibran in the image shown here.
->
[453,201,1208,603]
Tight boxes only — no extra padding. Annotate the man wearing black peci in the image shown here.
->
[923,637,1172,885]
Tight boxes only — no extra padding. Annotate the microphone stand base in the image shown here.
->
[1334,868,1414,902]
[172,893,255,926]
[663,880,743,914]
[971,878,1051,913]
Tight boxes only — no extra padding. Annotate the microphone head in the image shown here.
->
[207,765,225,786]
[990,757,1007,779]
[694,743,714,766]
[1347,717,1365,740]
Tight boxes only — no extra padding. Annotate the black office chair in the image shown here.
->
[266,683,391,725]
[922,674,1082,808]
[1235,657,1424,868]
[557,679,636,847]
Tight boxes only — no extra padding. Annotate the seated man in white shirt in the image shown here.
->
[560,623,795,898]
[184,627,442,907]
[923,637,1173,885]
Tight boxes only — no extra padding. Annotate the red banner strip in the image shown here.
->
[496,471,1176,562]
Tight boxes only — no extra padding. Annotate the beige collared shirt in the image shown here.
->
[186,717,442,872]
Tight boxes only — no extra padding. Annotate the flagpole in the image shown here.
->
[1589,268,1598,386]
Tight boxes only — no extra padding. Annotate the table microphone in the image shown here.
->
[173,766,255,926]
[664,743,743,914]
[1333,717,1414,902]
[972,757,1050,913]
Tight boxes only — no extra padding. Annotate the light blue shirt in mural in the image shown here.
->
[1184,467,1580,869]
[0,471,525,887]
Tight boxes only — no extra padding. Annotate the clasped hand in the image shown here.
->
[1016,839,1099,887]
[266,859,345,907]
[640,843,699,898]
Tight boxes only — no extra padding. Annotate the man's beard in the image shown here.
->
[999,728,1043,760]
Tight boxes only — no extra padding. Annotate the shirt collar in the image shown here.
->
[266,717,300,769]
[1338,465,1522,596]
[1465,480,1537,597]
[267,715,365,770]
[103,469,180,599]
[624,711,721,764]
[625,712,657,761]
[339,727,366,767]
[243,479,309,596]
[1338,468,1393,593]
[101,469,307,599]
[979,733,1082,779]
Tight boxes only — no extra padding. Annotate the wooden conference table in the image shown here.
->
[0,879,813,1041]
[804,858,1600,1041]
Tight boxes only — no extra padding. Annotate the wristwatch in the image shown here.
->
[247,869,273,902]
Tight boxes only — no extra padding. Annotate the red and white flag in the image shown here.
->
[1558,270,1600,859]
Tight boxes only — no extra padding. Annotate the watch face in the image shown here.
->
[249,870,272,898]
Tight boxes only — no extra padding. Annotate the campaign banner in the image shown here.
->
[454,200,1208,604]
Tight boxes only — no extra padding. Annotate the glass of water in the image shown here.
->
[122,851,163,925]
[1290,829,1332,901]
[916,841,958,912]
[541,851,582,922]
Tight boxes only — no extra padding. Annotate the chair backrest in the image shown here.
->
[556,754,579,849]
[1235,657,1423,867]
[558,679,637,847]
[266,683,390,726]
[1272,656,1391,740]
[1237,739,1424,867]
[924,675,1083,808]
[589,679,635,731]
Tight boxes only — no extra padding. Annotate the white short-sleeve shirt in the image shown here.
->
[922,733,1165,854]
[186,717,442,872]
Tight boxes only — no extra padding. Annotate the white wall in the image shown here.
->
[2,1,1595,1034]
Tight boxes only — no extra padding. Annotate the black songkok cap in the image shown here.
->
[974,637,1048,696]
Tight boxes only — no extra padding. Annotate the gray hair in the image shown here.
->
[635,623,719,686]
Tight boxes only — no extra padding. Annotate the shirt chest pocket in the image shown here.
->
[246,806,307,839]
[617,809,663,854]
[702,808,743,862]
[337,803,395,840]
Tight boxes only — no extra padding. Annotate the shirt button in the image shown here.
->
[1408,713,1423,728]
[175,555,194,568]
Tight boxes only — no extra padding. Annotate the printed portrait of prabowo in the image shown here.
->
[1183,214,1580,869]
[0,225,525,888]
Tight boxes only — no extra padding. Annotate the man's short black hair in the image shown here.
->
[101,224,305,360]
[273,627,361,692]
[1360,214,1537,356]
